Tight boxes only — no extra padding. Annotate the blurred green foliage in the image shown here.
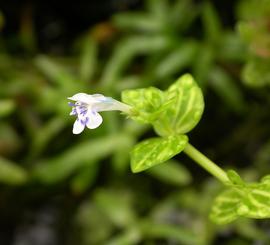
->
[0,0,270,244]
[237,0,270,87]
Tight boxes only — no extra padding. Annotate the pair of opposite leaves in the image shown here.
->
[121,74,204,173]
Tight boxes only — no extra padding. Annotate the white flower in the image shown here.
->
[68,93,131,134]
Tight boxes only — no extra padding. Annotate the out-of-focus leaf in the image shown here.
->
[242,58,270,87]
[147,160,191,186]
[170,0,198,31]
[154,41,198,79]
[0,99,15,117]
[209,67,246,113]
[235,219,269,242]
[0,123,21,156]
[107,228,141,245]
[28,117,66,159]
[237,21,255,44]
[193,45,214,87]
[0,157,28,185]
[131,135,188,173]
[76,200,114,244]
[94,189,136,227]
[255,139,270,172]
[115,75,141,92]
[100,35,174,89]
[113,13,162,32]
[147,0,169,20]
[202,2,222,43]
[218,32,247,62]
[237,0,270,20]
[70,162,98,194]
[112,139,134,173]
[34,55,80,91]
[238,20,270,58]
[79,37,97,82]
[33,134,132,183]
[153,74,204,136]
[140,221,202,245]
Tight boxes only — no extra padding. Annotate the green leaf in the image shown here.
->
[210,188,243,224]
[28,117,65,159]
[70,163,98,194]
[227,170,245,186]
[202,2,222,43]
[34,55,80,91]
[100,35,173,89]
[147,160,191,186]
[140,220,201,245]
[79,37,97,82]
[131,135,188,173]
[170,0,198,31]
[113,13,162,32]
[154,41,198,79]
[153,74,204,136]
[0,157,28,185]
[192,45,214,87]
[0,123,21,156]
[0,99,15,117]
[209,67,246,113]
[242,58,270,87]
[107,228,141,245]
[94,189,136,227]
[210,175,270,224]
[122,87,165,123]
[33,134,132,183]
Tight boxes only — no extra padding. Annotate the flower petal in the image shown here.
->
[68,93,94,104]
[86,111,103,129]
[70,108,77,115]
[68,93,108,105]
[72,119,85,134]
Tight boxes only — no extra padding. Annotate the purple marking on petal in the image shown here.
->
[76,106,87,115]
[68,102,75,106]
[79,116,89,125]
[78,107,88,115]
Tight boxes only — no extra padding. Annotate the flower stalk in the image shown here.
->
[183,143,229,185]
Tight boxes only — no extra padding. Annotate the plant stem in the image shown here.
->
[183,143,229,185]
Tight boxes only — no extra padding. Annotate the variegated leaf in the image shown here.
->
[122,87,165,123]
[153,74,204,136]
[131,135,188,173]
[210,175,270,224]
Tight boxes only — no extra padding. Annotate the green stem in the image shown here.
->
[183,143,229,185]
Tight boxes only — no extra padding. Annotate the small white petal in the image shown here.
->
[72,119,85,134]
[86,111,103,129]
[91,94,106,100]
[68,93,95,104]
[70,109,77,115]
